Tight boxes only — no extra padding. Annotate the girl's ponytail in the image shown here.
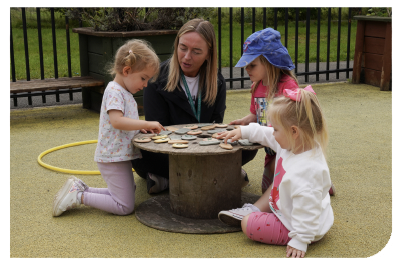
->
[298,89,328,157]
[268,87,328,157]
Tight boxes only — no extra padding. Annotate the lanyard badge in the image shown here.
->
[180,72,201,122]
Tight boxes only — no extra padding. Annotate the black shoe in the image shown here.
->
[241,169,249,188]
[147,173,169,194]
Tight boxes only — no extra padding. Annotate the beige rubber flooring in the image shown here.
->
[10,82,392,258]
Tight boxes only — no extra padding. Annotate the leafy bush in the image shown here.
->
[365,7,392,17]
[64,7,215,31]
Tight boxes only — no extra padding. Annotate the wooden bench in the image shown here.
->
[10,76,105,108]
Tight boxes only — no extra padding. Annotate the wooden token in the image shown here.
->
[172,143,188,149]
[151,134,168,140]
[187,130,202,135]
[181,135,197,140]
[174,128,191,135]
[224,139,238,145]
[184,124,198,129]
[202,138,218,141]
[234,125,240,129]
[220,143,233,150]
[134,137,151,143]
[159,130,172,136]
[197,123,213,127]
[199,140,221,146]
[207,129,226,134]
[201,125,216,131]
[165,126,179,132]
[212,133,225,139]
[238,139,254,146]
[154,138,170,143]
[215,123,228,128]
[169,135,182,140]
[168,140,189,144]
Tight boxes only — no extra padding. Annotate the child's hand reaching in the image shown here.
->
[286,245,305,258]
[229,114,256,126]
[216,128,242,143]
[144,121,165,134]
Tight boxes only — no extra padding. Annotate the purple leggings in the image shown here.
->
[82,161,136,215]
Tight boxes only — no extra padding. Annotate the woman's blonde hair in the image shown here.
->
[250,55,298,101]
[267,88,328,157]
[108,39,160,82]
[165,18,218,106]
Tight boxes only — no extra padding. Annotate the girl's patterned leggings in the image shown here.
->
[246,212,291,245]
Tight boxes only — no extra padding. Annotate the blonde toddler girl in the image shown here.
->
[52,39,164,217]
[217,86,334,258]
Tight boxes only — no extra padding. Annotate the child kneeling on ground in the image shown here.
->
[52,39,164,217]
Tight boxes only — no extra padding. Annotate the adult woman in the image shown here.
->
[132,18,257,193]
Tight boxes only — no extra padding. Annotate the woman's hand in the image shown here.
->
[216,128,242,143]
[286,245,305,258]
[229,114,256,126]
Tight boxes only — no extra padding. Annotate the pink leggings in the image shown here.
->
[246,212,291,245]
[82,161,136,215]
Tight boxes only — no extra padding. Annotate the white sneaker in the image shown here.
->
[52,177,85,217]
[218,203,259,226]
[72,177,89,191]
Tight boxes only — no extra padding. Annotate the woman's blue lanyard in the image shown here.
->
[180,71,201,122]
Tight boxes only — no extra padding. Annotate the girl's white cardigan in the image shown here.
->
[241,123,334,252]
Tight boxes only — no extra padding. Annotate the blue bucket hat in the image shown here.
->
[235,28,295,70]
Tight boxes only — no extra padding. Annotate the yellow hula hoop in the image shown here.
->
[37,140,135,175]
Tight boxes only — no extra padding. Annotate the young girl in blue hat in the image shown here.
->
[217,87,334,258]
[229,28,335,196]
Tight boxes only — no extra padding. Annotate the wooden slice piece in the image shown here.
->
[152,134,168,140]
[181,135,197,140]
[238,139,254,146]
[172,143,189,149]
[159,130,172,136]
[187,130,202,135]
[208,129,226,134]
[215,123,228,128]
[165,126,179,132]
[184,124,198,129]
[224,139,239,145]
[199,140,221,146]
[201,125,216,131]
[169,135,182,140]
[134,137,152,143]
[220,143,233,150]
[154,138,170,143]
[175,128,191,135]
[168,140,189,144]
[202,138,219,141]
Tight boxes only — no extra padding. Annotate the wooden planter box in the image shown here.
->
[72,27,178,113]
[352,16,392,91]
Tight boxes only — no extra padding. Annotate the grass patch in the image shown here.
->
[10,8,357,81]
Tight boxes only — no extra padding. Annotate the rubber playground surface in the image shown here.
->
[9,82,392,259]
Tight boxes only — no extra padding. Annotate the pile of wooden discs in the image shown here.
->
[134,123,254,150]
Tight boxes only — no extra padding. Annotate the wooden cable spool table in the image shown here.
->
[132,124,263,234]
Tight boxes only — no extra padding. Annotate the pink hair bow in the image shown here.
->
[283,85,316,101]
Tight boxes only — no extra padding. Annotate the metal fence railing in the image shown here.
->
[10,7,355,108]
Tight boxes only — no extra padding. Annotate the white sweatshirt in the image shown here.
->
[241,123,334,252]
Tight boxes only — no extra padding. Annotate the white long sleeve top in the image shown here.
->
[240,123,334,252]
